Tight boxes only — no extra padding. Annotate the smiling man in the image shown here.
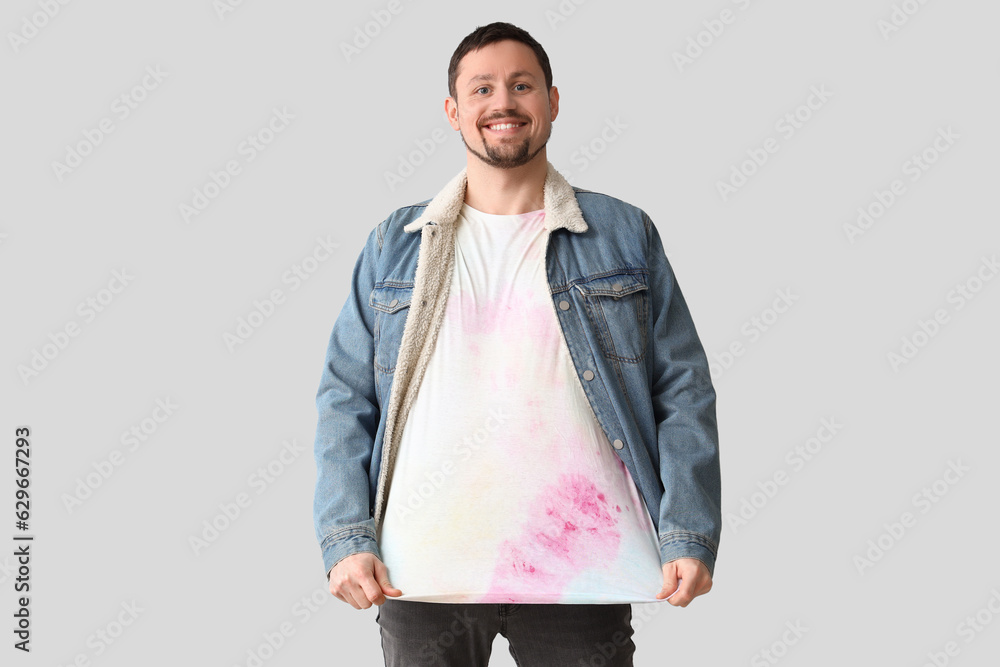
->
[313,21,721,666]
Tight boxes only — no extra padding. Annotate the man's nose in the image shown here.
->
[490,87,516,111]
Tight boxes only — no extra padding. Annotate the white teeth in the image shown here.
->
[488,123,522,130]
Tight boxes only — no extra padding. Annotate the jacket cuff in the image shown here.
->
[321,524,382,580]
[658,530,718,579]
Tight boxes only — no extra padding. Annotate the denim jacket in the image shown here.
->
[313,161,721,581]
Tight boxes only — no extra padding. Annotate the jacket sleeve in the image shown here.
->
[644,212,722,578]
[313,223,384,581]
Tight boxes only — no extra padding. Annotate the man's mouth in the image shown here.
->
[483,121,527,133]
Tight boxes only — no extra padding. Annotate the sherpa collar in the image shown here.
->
[402,160,589,234]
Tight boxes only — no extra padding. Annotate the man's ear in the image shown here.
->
[549,85,559,123]
[445,97,461,131]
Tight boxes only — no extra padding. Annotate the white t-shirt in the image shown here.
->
[377,202,664,604]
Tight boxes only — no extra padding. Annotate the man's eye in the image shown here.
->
[515,84,528,91]
[476,87,489,94]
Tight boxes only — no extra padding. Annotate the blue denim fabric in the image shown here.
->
[312,167,721,582]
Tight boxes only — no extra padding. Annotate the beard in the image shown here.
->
[459,121,551,169]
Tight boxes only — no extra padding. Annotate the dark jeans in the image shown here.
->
[376,599,635,666]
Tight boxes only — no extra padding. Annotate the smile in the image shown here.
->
[484,122,527,133]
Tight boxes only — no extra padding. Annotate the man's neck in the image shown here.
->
[463,153,548,215]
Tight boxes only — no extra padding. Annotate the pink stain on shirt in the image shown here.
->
[518,210,545,225]
[450,288,553,342]
[478,472,621,603]
[525,212,547,262]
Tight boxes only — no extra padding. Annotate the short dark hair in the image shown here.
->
[448,22,553,100]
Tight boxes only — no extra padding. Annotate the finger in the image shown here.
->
[345,576,378,610]
[357,571,386,608]
[342,587,365,610]
[669,576,695,607]
[657,568,679,600]
[663,577,684,601]
[332,575,364,609]
[329,578,348,605]
[374,559,403,596]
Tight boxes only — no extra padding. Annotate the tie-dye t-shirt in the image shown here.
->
[376,202,664,604]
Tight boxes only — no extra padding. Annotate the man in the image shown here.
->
[312,21,721,666]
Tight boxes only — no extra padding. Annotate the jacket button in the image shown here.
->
[431,230,436,236]
[558,300,570,310]
[612,439,624,450]
[583,370,594,381]
[388,298,398,308]
[611,283,622,292]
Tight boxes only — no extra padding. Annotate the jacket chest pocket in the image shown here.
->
[370,285,413,374]
[574,272,649,363]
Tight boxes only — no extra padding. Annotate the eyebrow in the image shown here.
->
[466,70,538,86]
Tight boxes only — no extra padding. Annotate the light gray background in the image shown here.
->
[2,1,998,665]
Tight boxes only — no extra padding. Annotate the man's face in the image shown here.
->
[446,39,559,170]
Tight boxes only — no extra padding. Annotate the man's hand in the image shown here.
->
[656,558,712,607]
[328,552,403,609]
